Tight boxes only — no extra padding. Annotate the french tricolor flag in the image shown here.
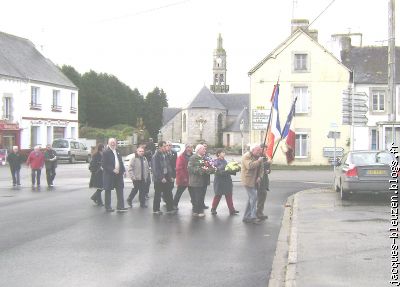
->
[265,85,281,159]
[281,97,297,164]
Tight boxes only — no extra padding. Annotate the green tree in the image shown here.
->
[61,65,87,124]
[143,87,168,139]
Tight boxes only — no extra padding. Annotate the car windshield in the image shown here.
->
[351,152,394,165]
[52,140,69,148]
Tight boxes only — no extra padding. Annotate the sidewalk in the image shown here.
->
[270,188,389,287]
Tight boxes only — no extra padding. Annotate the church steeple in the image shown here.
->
[210,33,229,93]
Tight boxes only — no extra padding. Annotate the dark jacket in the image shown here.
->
[102,148,125,191]
[7,152,23,170]
[152,150,173,183]
[213,158,233,195]
[89,152,103,189]
[167,150,177,178]
[188,154,208,187]
[257,160,271,192]
[44,149,58,169]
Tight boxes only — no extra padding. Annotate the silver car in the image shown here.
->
[333,150,397,199]
[52,138,91,163]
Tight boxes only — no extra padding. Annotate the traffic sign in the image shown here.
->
[323,147,344,157]
[342,89,368,126]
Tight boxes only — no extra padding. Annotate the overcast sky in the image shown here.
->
[0,0,398,107]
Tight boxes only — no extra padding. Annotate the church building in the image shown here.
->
[160,34,249,147]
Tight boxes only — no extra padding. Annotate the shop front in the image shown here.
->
[0,121,21,151]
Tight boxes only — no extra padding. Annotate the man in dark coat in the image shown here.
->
[102,138,127,212]
[152,141,175,214]
[7,146,23,186]
[44,144,57,187]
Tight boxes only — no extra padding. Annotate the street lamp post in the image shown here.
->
[239,119,244,155]
[196,116,207,141]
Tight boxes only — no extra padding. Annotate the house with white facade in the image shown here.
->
[249,20,351,165]
[0,31,78,151]
[337,36,400,150]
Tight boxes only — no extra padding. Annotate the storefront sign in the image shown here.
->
[0,122,19,130]
[30,120,69,126]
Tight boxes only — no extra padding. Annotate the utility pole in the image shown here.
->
[388,0,396,144]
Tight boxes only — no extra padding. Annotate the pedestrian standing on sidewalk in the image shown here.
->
[127,146,150,208]
[102,138,127,212]
[152,141,175,214]
[26,145,45,188]
[89,143,104,206]
[188,144,208,217]
[173,143,193,209]
[7,146,23,186]
[256,152,271,220]
[44,144,57,187]
[211,149,239,216]
[241,144,264,224]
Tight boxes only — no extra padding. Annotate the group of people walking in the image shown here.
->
[7,144,58,188]
[89,138,271,224]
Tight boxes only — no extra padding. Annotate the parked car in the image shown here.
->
[333,150,398,199]
[123,152,136,172]
[0,149,7,165]
[52,138,91,163]
[171,143,186,156]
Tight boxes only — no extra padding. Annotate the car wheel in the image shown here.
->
[86,155,91,163]
[70,155,76,164]
[340,181,349,200]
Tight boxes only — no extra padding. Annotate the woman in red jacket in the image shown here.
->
[173,144,193,209]
[26,145,45,187]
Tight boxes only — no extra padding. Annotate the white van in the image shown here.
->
[52,138,91,163]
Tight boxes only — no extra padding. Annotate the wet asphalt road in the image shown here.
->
[0,163,332,287]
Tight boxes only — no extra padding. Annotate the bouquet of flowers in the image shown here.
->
[199,158,217,175]
[225,161,241,173]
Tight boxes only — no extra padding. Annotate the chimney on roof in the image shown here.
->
[340,36,352,51]
[291,19,309,34]
[308,29,318,42]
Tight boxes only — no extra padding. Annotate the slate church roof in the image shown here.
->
[162,86,249,132]
[341,46,400,84]
[0,31,76,88]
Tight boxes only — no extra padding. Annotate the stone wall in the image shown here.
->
[160,111,182,143]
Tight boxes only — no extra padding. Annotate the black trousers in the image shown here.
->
[104,176,125,210]
[10,167,20,185]
[46,166,56,185]
[153,181,174,212]
[91,189,103,204]
[173,185,191,207]
[190,186,204,214]
[31,169,41,185]
[127,180,146,206]
[200,185,208,207]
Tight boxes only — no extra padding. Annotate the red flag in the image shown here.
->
[285,129,295,164]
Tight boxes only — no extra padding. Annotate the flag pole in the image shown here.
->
[261,75,280,156]
[271,96,297,160]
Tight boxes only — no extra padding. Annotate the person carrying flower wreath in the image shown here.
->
[210,149,239,216]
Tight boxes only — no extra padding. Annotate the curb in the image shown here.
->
[268,188,325,287]
[285,192,299,287]
[267,195,294,287]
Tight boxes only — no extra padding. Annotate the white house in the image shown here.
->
[337,35,400,151]
[0,31,78,151]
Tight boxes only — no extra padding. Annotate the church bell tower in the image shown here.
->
[210,33,229,93]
